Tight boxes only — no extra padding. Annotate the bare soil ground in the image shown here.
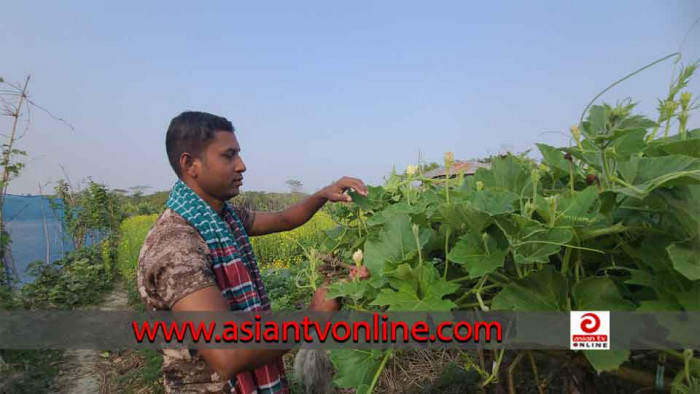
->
[50,280,129,394]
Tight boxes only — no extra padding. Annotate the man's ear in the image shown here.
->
[180,152,199,179]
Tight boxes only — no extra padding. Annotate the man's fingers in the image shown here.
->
[349,266,371,280]
[329,191,352,202]
[340,177,368,196]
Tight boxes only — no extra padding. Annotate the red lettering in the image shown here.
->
[332,322,351,342]
[412,321,429,342]
[132,321,159,343]
[263,323,279,342]
[353,321,371,342]
[390,321,409,342]
[282,321,300,342]
[437,322,453,342]
[474,321,501,342]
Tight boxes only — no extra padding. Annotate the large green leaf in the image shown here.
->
[495,215,573,264]
[536,187,600,227]
[537,143,571,177]
[583,105,608,138]
[491,267,568,311]
[667,243,700,281]
[364,215,432,286]
[584,350,630,373]
[624,269,656,288]
[636,299,682,311]
[617,114,658,130]
[326,279,372,304]
[675,282,700,311]
[556,187,600,226]
[474,155,532,196]
[611,155,700,199]
[563,140,603,171]
[366,201,425,227]
[349,185,389,211]
[657,185,700,240]
[624,241,694,303]
[612,129,647,157]
[646,137,700,158]
[437,203,492,234]
[572,277,634,311]
[330,349,386,392]
[470,189,519,215]
[448,231,507,278]
[370,263,458,311]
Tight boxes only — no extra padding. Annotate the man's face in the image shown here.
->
[195,131,246,201]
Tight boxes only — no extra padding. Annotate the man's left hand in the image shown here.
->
[322,176,368,203]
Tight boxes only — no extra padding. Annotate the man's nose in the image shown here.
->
[236,157,246,173]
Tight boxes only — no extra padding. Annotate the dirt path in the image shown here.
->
[51,280,129,394]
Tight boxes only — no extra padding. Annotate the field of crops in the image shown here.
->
[251,211,335,269]
[116,210,334,305]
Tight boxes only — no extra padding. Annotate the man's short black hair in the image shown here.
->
[166,111,234,177]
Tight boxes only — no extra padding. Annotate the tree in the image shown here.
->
[52,178,119,251]
[0,76,30,290]
[285,179,303,194]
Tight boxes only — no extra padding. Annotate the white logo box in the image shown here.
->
[570,311,610,350]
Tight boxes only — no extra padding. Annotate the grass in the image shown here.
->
[107,349,164,394]
[116,214,159,308]
[0,350,63,393]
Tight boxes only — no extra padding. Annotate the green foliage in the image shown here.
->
[251,211,334,269]
[330,349,388,393]
[0,349,62,393]
[370,263,457,311]
[231,190,308,211]
[113,349,165,394]
[0,264,19,309]
[117,214,159,307]
[20,245,112,308]
[306,68,700,387]
[491,267,568,311]
[51,179,120,251]
[260,264,314,310]
[117,215,158,277]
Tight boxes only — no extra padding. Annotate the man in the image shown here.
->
[137,111,370,393]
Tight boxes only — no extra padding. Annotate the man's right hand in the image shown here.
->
[308,266,371,312]
[309,285,340,312]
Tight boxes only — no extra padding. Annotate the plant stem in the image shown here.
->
[561,247,572,275]
[508,352,526,394]
[481,348,507,387]
[514,263,523,279]
[663,117,673,138]
[368,350,392,393]
[445,172,450,204]
[575,256,581,283]
[490,271,511,283]
[455,283,502,304]
[443,229,451,279]
[449,275,471,283]
[579,52,679,127]
[601,149,611,188]
[459,300,492,309]
[528,351,544,394]
[568,160,575,193]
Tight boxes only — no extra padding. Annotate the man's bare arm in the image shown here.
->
[247,176,367,236]
[169,269,370,382]
[171,286,288,381]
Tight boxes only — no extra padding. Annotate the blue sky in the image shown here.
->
[2,1,699,195]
